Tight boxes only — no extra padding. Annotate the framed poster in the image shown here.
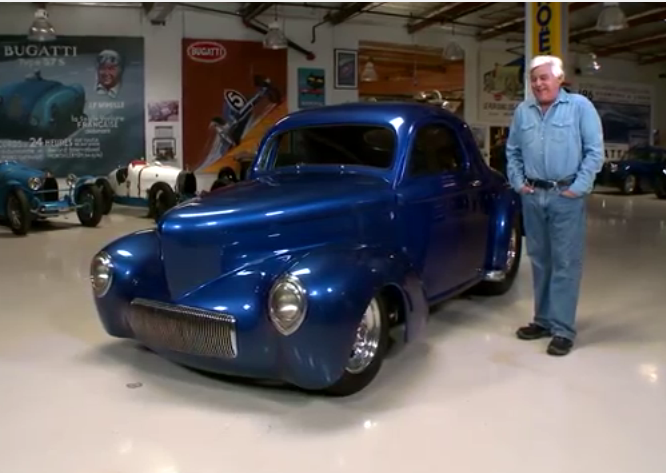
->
[0,35,145,176]
[297,67,325,109]
[334,49,358,89]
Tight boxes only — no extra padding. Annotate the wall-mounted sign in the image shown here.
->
[186,41,227,63]
[528,2,566,59]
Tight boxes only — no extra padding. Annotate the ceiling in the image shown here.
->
[38,2,666,65]
[226,2,666,65]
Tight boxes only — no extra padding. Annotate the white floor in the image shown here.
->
[1,192,665,473]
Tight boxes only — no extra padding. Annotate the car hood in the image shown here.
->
[158,172,396,299]
[0,162,45,181]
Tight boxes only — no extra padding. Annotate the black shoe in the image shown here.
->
[516,323,551,340]
[547,336,573,356]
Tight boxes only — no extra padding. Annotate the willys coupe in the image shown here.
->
[89,103,523,396]
[1,160,105,235]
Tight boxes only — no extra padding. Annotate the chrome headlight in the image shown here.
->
[66,173,77,187]
[90,251,113,298]
[28,176,43,190]
[268,274,307,335]
[609,163,618,172]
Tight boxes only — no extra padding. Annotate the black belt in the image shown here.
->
[526,177,574,190]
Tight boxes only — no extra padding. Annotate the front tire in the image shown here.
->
[321,295,390,397]
[76,184,104,227]
[6,188,31,236]
[95,178,114,215]
[149,182,177,222]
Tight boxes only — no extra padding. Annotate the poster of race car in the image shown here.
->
[182,38,287,175]
[478,49,525,124]
[0,35,145,176]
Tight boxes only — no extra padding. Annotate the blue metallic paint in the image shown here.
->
[596,145,666,194]
[91,103,521,390]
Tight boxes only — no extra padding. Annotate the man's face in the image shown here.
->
[98,63,120,89]
[530,64,562,104]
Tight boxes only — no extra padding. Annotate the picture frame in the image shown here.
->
[334,48,358,89]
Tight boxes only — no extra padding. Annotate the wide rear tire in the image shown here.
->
[473,213,522,296]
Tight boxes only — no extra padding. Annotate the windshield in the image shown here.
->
[262,125,396,170]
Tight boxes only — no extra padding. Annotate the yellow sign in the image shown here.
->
[529,2,565,58]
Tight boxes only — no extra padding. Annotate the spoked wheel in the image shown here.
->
[76,184,104,227]
[6,188,31,236]
[322,296,390,397]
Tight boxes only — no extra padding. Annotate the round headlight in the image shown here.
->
[66,173,77,187]
[90,251,113,298]
[28,176,42,190]
[268,274,307,335]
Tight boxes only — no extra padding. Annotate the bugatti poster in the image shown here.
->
[0,35,145,176]
[182,38,287,174]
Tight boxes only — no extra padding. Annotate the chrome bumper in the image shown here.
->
[127,298,238,358]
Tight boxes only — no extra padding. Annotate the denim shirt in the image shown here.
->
[506,88,605,196]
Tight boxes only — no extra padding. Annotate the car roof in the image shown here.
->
[271,102,467,132]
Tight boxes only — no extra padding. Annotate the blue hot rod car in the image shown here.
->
[89,102,522,396]
[0,72,86,141]
[0,160,105,235]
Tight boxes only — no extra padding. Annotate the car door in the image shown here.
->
[396,121,488,301]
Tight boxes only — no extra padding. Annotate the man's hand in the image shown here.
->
[561,189,578,198]
[520,185,535,194]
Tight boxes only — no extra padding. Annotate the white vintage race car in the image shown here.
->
[100,160,199,220]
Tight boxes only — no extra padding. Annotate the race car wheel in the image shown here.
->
[149,182,177,222]
[76,184,104,228]
[321,295,390,397]
[473,212,523,296]
[95,178,114,215]
[6,188,31,236]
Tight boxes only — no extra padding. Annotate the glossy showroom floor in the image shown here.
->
[0,192,665,473]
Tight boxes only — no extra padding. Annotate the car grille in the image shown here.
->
[127,298,237,358]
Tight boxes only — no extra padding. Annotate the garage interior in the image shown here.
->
[0,2,665,473]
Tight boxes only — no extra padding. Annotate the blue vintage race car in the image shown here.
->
[0,160,106,235]
[89,102,522,396]
[595,145,666,195]
[0,72,86,140]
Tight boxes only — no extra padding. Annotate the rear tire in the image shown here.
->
[6,188,31,236]
[621,174,637,195]
[76,184,104,227]
[321,295,390,397]
[473,213,522,296]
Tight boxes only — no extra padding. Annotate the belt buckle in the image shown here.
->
[547,180,558,189]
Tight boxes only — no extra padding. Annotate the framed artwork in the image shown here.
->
[334,49,358,89]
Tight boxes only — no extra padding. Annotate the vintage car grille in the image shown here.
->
[127,298,237,358]
[42,177,59,202]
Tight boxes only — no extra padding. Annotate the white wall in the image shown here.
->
[2,2,665,168]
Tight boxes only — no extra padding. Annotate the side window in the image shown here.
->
[408,124,465,177]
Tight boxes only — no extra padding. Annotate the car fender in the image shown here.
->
[266,244,428,388]
[484,188,520,272]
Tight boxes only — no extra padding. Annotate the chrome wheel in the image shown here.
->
[506,225,518,272]
[624,175,636,194]
[346,298,383,374]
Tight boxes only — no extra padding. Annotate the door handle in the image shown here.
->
[470,180,482,187]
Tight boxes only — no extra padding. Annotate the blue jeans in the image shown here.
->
[521,188,586,340]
